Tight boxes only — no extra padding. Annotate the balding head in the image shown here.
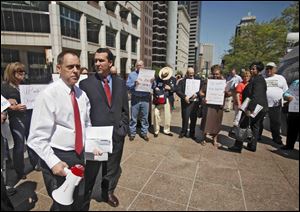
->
[186,67,195,79]
[136,60,144,71]
[110,66,117,75]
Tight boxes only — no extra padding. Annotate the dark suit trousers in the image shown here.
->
[41,148,85,211]
[286,112,299,148]
[268,106,282,142]
[83,140,124,210]
[181,101,200,136]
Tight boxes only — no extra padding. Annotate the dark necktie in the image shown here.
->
[70,88,83,155]
[103,78,112,107]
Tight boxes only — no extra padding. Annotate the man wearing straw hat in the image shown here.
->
[152,67,176,137]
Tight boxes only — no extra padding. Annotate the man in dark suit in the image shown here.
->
[176,67,202,140]
[79,48,129,209]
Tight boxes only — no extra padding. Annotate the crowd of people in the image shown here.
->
[1,48,299,210]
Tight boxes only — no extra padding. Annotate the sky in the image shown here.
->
[200,1,293,64]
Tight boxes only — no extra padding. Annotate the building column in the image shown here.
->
[115,4,120,20]
[126,34,132,74]
[115,30,121,72]
[137,38,140,61]
[166,1,178,71]
[49,1,62,72]
[99,24,106,48]
[127,12,132,27]
[80,13,88,68]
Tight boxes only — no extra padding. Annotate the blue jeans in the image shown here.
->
[129,96,150,136]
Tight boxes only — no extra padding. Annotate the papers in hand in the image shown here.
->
[1,95,11,112]
[240,97,251,112]
[250,104,263,118]
[85,126,113,161]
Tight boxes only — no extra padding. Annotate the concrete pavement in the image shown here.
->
[9,101,299,211]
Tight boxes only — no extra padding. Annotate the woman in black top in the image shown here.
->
[2,62,28,180]
[229,61,268,153]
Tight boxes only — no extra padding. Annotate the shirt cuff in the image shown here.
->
[46,154,61,170]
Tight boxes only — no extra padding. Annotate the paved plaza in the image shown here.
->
[8,101,299,211]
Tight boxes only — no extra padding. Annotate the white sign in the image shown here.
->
[52,74,60,82]
[206,79,226,105]
[135,69,155,93]
[185,79,201,98]
[76,75,88,87]
[85,126,113,155]
[288,86,299,112]
[1,95,11,112]
[240,97,251,112]
[19,84,48,109]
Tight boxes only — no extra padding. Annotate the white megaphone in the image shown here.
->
[52,164,84,205]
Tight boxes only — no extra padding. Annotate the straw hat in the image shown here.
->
[159,67,173,80]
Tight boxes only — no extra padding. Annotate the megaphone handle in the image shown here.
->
[64,167,71,176]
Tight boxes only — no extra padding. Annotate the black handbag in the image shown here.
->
[228,116,253,142]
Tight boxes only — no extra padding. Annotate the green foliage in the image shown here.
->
[222,2,298,72]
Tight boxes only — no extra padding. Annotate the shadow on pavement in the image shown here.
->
[269,148,299,161]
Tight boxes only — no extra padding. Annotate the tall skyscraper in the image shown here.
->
[179,1,202,70]
[235,12,256,37]
[140,1,153,69]
[152,1,168,68]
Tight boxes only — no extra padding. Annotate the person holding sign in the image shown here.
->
[152,67,176,137]
[27,50,92,211]
[199,65,226,147]
[176,67,202,140]
[2,62,28,180]
[229,61,268,153]
[281,79,299,150]
[126,60,154,141]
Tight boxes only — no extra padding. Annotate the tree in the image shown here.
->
[281,1,299,32]
[222,2,298,73]
[223,20,287,72]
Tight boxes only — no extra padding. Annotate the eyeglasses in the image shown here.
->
[16,70,26,74]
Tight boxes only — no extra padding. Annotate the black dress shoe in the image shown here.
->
[141,134,149,142]
[107,193,119,207]
[17,174,27,180]
[245,146,256,152]
[273,140,283,145]
[228,146,242,153]
[280,145,294,150]
[129,135,135,141]
[163,132,173,137]
[178,133,186,138]
[154,133,158,137]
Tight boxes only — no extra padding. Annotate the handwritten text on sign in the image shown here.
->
[206,79,226,105]
[20,84,48,109]
[135,69,155,93]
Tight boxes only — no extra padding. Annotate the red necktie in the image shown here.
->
[103,78,112,107]
[71,89,83,155]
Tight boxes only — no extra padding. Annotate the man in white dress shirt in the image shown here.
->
[27,50,91,211]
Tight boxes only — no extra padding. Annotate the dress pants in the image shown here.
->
[286,112,299,148]
[83,139,124,210]
[41,148,85,211]
[180,101,200,136]
[268,106,282,142]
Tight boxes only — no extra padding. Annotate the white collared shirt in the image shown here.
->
[27,79,91,169]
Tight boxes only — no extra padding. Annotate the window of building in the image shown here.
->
[1,1,50,33]
[106,27,116,48]
[120,32,128,51]
[27,51,51,83]
[60,5,80,39]
[1,48,20,77]
[132,36,138,53]
[87,17,101,43]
